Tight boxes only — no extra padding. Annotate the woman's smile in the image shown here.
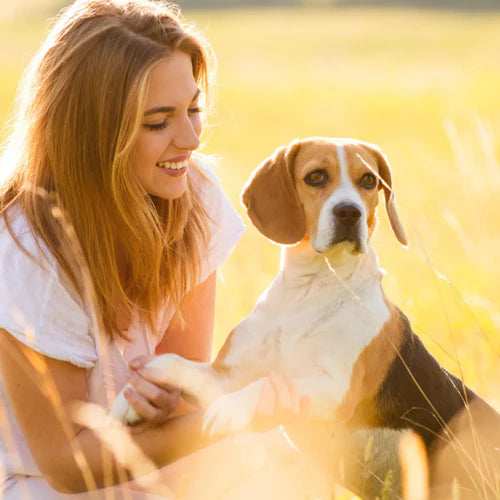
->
[156,153,191,176]
[130,52,202,199]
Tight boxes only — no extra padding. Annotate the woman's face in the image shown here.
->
[130,51,202,199]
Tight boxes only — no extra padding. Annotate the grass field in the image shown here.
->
[1,4,499,494]
[193,7,500,409]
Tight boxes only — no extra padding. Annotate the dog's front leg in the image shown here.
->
[109,353,226,425]
[202,372,342,437]
[202,377,268,436]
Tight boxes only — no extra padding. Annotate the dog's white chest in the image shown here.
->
[223,247,390,405]
[269,272,388,377]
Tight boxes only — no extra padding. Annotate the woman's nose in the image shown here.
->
[173,116,201,151]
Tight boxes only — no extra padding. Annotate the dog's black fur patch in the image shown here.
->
[346,310,477,449]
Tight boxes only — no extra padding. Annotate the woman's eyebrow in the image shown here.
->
[144,88,201,116]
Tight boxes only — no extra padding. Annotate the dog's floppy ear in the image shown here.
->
[241,141,306,244]
[362,143,408,246]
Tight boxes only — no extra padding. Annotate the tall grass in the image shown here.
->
[0,5,499,498]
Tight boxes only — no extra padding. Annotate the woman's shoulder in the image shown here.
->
[0,205,95,368]
[0,204,56,273]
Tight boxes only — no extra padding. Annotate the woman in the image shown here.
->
[0,0,334,498]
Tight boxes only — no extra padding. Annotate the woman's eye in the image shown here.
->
[143,120,168,131]
[188,106,202,115]
[360,173,377,189]
[304,169,329,187]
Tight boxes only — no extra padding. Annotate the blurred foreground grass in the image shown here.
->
[1,6,499,412]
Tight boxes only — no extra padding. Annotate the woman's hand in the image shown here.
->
[253,371,310,430]
[124,355,182,433]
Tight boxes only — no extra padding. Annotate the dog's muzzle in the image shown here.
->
[330,203,364,251]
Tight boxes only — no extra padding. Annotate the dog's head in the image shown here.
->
[241,137,408,254]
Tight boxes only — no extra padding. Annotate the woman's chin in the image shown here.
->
[148,177,188,200]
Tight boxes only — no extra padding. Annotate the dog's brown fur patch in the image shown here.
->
[335,299,404,424]
[429,397,500,497]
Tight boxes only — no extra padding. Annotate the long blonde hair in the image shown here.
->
[0,0,214,339]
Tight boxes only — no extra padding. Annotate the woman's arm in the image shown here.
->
[155,271,216,361]
[0,330,210,494]
[125,272,217,425]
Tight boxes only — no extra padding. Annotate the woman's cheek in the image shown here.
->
[192,115,202,137]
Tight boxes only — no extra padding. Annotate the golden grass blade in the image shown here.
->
[399,431,429,500]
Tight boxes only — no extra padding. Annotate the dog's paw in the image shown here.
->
[202,380,263,437]
[203,391,256,436]
[107,384,141,426]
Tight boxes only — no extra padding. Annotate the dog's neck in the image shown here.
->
[280,240,384,290]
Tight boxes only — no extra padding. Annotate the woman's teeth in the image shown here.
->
[156,160,188,170]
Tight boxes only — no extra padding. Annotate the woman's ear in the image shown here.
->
[241,140,306,244]
[361,143,408,246]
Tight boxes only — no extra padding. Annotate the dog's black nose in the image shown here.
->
[333,203,362,224]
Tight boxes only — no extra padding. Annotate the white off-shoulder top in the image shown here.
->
[0,156,245,486]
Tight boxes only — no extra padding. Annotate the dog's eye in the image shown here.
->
[360,173,377,189]
[304,169,328,187]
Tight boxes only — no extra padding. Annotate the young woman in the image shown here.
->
[0,0,338,498]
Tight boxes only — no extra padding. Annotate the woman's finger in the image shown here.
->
[128,371,180,411]
[137,366,180,392]
[128,355,155,371]
[124,386,163,423]
[300,395,310,413]
[256,377,276,416]
[269,371,298,414]
[280,372,301,414]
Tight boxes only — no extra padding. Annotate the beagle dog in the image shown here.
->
[110,137,499,495]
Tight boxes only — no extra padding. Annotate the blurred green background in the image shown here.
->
[1,1,499,410]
